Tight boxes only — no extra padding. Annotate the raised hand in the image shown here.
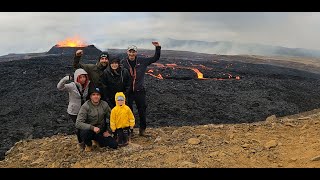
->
[75,50,83,56]
[152,41,160,47]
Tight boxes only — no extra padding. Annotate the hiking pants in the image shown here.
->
[69,114,81,143]
[79,129,118,149]
[127,89,147,130]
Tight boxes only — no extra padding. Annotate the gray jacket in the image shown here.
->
[75,100,111,131]
[57,68,90,115]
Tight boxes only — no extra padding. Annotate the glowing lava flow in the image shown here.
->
[146,62,240,81]
[146,69,164,79]
[191,68,204,79]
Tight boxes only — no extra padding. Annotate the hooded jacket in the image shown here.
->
[110,92,135,132]
[102,61,131,107]
[73,51,109,91]
[57,68,90,115]
[121,46,161,92]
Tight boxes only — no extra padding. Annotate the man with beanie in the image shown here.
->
[73,49,109,100]
[76,86,118,151]
[121,41,161,136]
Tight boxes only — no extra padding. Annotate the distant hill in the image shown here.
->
[0,52,54,62]
[3,38,320,60]
[101,38,320,59]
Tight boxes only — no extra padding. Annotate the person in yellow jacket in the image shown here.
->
[110,92,135,147]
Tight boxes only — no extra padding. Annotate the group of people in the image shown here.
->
[57,42,161,151]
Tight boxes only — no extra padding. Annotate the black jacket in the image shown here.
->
[121,46,161,92]
[102,66,131,107]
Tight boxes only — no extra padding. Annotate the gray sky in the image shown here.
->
[1,12,320,56]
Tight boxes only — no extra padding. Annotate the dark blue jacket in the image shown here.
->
[121,46,161,92]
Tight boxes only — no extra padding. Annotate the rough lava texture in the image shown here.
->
[1,49,320,166]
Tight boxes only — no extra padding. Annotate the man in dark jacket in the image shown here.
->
[102,56,131,109]
[121,41,161,136]
[73,50,109,100]
[76,86,118,151]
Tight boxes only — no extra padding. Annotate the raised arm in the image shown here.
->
[57,75,72,91]
[145,42,161,65]
[73,49,84,70]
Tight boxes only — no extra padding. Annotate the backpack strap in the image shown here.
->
[76,84,85,105]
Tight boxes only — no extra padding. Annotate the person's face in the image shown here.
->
[127,50,137,61]
[99,57,109,66]
[78,74,87,85]
[90,92,101,103]
[110,61,119,70]
[117,99,125,106]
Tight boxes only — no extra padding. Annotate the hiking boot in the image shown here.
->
[139,128,146,136]
[92,140,100,148]
[84,145,93,152]
[123,141,129,146]
[130,129,134,138]
[77,142,85,150]
[120,142,129,147]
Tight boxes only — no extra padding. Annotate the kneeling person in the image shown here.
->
[76,86,118,151]
[110,92,135,147]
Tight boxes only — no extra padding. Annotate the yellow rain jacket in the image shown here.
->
[110,92,135,132]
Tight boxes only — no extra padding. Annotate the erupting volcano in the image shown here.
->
[56,36,87,47]
[47,36,101,56]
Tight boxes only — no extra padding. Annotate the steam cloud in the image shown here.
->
[1,12,320,58]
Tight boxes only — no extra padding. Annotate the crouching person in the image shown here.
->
[76,86,118,151]
[110,92,135,147]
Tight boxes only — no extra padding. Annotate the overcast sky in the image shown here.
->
[0,12,320,56]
